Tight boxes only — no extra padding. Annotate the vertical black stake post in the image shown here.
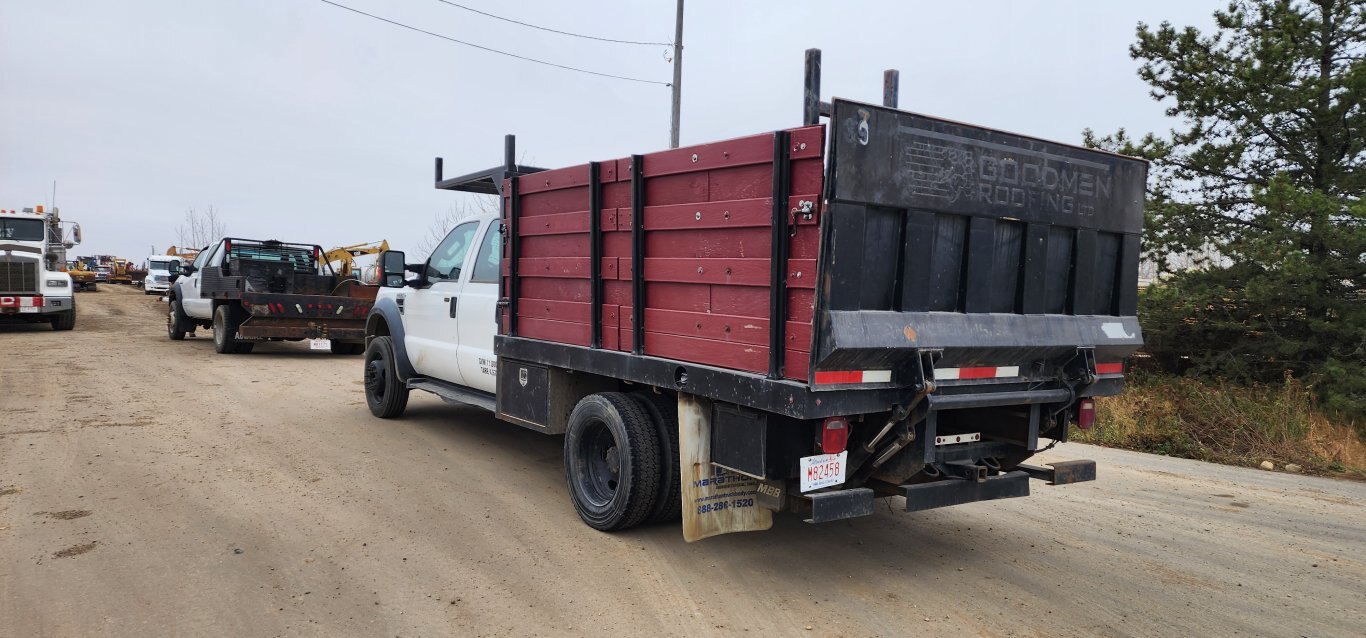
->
[883,69,899,108]
[630,155,645,355]
[504,134,516,172]
[434,157,444,184]
[803,48,821,126]
[768,130,791,379]
[588,162,602,349]
[507,170,521,337]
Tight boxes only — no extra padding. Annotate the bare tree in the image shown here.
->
[417,196,500,257]
[175,206,227,249]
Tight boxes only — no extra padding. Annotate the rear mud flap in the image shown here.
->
[679,394,772,542]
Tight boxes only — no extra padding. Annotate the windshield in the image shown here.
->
[0,217,45,241]
[96,267,111,273]
[149,259,179,272]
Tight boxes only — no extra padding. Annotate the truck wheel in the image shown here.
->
[564,393,661,531]
[630,393,682,524]
[49,309,76,331]
[363,336,409,418]
[212,305,245,354]
[167,300,188,340]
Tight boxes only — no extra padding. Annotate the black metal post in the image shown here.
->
[504,134,516,172]
[508,174,521,337]
[631,155,646,354]
[768,131,791,378]
[434,157,443,184]
[803,48,821,126]
[588,162,602,349]
[883,69,899,108]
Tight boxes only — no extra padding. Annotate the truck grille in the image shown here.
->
[0,259,38,293]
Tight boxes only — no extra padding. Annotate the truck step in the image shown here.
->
[1017,460,1097,485]
[406,378,496,412]
[902,471,1030,512]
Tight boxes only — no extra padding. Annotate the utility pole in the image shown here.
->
[669,0,684,148]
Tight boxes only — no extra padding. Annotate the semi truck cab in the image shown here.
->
[0,206,78,331]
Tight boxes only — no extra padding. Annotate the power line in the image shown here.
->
[318,0,671,86]
[432,0,672,47]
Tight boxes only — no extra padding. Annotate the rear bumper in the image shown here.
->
[801,460,1095,523]
[236,317,366,340]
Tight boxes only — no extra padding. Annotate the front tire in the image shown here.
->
[564,393,662,531]
[50,309,75,331]
[167,299,188,340]
[363,336,409,418]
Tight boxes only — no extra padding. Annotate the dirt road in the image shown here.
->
[2,286,1363,637]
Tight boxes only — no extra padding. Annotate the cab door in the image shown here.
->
[453,219,502,393]
[179,245,215,319]
[403,221,478,384]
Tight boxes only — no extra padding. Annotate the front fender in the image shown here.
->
[367,297,416,382]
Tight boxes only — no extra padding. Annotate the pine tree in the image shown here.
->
[1087,0,1365,418]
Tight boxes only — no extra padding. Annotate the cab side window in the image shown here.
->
[192,246,212,270]
[426,222,478,282]
[470,222,502,284]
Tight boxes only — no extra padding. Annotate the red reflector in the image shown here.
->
[813,370,862,385]
[958,367,999,380]
[1077,398,1096,430]
[821,417,849,454]
[1096,362,1124,375]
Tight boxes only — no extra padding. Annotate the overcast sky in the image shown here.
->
[1,0,1220,261]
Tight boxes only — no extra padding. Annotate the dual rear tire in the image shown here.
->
[563,392,682,531]
[212,305,254,354]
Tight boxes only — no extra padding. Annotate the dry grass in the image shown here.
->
[1078,372,1366,478]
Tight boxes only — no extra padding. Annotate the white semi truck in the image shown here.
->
[0,205,80,330]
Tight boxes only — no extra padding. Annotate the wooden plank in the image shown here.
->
[519,185,590,217]
[643,172,708,207]
[517,298,590,324]
[520,234,588,258]
[643,282,711,312]
[707,163,774,202]
[646,228,772,259]
[643,198,772,230]
[788,289,815,322]
[602,180,632,208]
[517,210,590,237]
[644,331,769,374]
[520,277,589,303]
[643,258,771,287]
[711,285,769,317]
[790,225,820,259]
[786,259,818,289]
[518,316,591,347]
[785,321,813,352]
[785,349,810,382]
[517,163,590,195]
[518,257,590,278]
[788,125,824,160]
[642,130,776,178]
[644,308,769,346]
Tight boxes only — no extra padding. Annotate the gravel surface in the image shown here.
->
[2,286,1362,637]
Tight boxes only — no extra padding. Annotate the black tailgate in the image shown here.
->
[813,99,1146,386]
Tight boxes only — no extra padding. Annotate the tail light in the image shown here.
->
[1077,398,1096,430]
[821,417,849,454]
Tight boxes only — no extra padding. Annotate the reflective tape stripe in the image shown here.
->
[1096,362,1124,375]
[813,370,892,385]
[936,365,1020,381]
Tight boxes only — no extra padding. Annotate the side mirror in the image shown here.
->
[380,250,407,288]
[180,264,195,276]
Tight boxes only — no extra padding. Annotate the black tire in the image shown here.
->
[236,342,255,354]
[212,305,245,354]
[49,309,75,331]
[363,336,409,418]
[630,392,682,524]
[330,341,364,355]
[564,393,661,531]
[167,299,188,340]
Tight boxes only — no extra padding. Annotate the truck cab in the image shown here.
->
[0,206,78,330]
[143,255,181,295]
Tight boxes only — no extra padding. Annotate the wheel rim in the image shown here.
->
[365,356,387,401]
[575,419,621,507]
[214,312,224,346]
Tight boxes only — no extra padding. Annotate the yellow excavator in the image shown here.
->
[325,240,388,282]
